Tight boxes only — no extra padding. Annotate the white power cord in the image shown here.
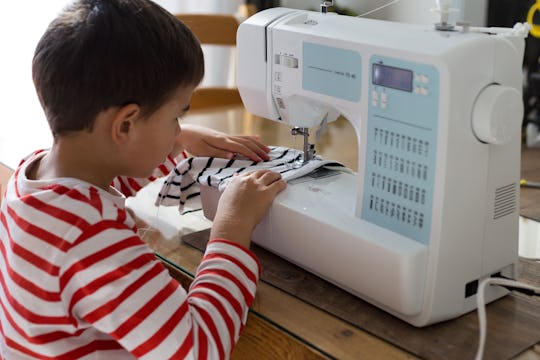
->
[475,277,540,360]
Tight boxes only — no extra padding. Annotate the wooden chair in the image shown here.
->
[175,13,240,110]
[175,5,257,111]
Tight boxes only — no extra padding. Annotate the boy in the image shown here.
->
[0,0,286,359]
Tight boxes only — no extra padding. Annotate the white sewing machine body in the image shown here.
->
[201,8,525,326]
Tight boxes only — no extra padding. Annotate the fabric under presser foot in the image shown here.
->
[155,146,347,213]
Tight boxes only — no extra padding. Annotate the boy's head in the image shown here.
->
[32,0,204,138]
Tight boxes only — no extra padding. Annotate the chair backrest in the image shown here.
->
[176,14,238,46]
[175,13,243,111]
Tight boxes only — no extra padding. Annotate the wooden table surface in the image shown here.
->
[130,106,540,360]
[1,106,538,358]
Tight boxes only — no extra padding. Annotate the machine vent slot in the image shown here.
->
[493,183,517,220]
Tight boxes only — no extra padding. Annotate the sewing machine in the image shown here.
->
[200,6,527,326]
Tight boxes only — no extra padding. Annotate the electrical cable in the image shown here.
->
[475,277,540,360]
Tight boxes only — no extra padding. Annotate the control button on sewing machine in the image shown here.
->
[380,92,388,102]
[415,86,429,95]
[380,101,387,109]
[420,75,429,84]
[371,91,379,107]
[281,55,298,68]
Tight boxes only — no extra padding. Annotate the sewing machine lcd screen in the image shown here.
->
[372,63,413,92]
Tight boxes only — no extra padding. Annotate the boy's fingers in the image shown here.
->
[225,137,270,161]
[258,170,283,184]
[206,141,261,162]
[203,148,236,160]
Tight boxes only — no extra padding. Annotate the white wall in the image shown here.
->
[0,1,66,168]
[459,0,488,26]
[153,1,242,88]
[0,0,242,169]
[371,0,487,26]
[280,0,487,26]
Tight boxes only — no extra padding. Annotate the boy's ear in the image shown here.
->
[111,103,140,144]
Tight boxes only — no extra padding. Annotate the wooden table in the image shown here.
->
[143,229,412,359]
[1,106,538,358]
[129,106,540,360]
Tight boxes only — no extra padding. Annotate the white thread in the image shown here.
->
[357,0,402,17]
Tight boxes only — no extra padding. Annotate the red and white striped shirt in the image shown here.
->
[0,151,260,359]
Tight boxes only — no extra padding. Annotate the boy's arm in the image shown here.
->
[61,226,260,359]
[81,168,283,359]
[112,124,270,198]
[177,124,270,162]
[111,153,184,197]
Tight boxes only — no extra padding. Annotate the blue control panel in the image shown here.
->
[361,56,439,245]
[302,42,362,102]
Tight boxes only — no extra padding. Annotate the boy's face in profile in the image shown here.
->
[126,84,195,177]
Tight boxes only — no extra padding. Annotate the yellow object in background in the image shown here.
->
[521,179,540,188]
[528,0,540,37]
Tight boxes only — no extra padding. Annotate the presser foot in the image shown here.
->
[291,127,316,167]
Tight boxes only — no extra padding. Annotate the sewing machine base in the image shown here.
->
[200,171,509,326]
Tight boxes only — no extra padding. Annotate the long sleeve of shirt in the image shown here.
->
[112,154,179,198]
[60,234,260,359]
[0,151,260,359]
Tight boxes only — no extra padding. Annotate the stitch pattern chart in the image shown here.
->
[362,56,439,245]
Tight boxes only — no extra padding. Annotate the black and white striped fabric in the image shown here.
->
[156,146,344,212]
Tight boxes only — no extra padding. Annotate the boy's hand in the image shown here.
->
[174,124,270,162]
[210,170,287,248]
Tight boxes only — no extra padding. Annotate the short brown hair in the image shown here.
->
[32,0,204,137]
